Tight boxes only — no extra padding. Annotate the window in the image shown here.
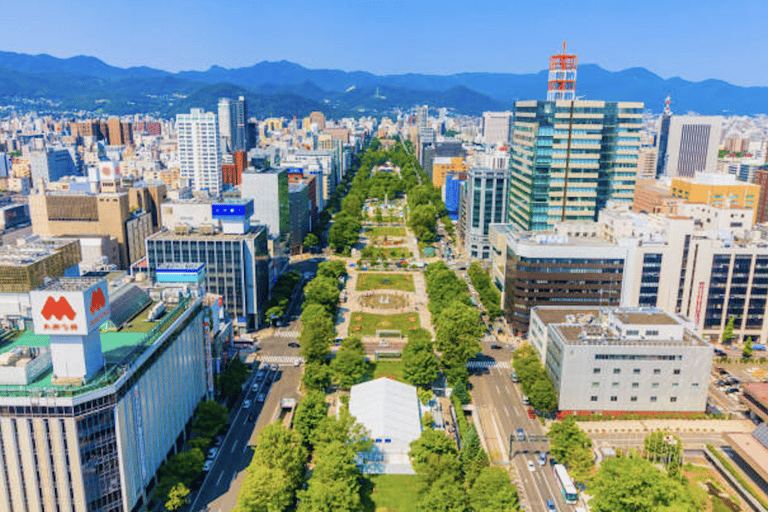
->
[670,397,677,403]
[590,396,598,402]
[650,396,657,402]
[653,369,661,374]
[652,383,659,388]
[673,369,681,375]
[646,330,659,336]
[610,396,618,402]
[613,368,621,374]
[630,396,638,402]
[692,383,699,387]
[612,382,619,388]
[591,382,600,387]
[632,383,639,388]
[593,368,601,374]
[633,368,641,374]
[672,383,679,387]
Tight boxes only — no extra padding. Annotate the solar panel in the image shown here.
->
[109,285,151,327]
[752,423,768,450]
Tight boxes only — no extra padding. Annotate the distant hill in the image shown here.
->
[0,51,765,116]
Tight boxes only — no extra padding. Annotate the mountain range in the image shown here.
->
[0,51,765,117]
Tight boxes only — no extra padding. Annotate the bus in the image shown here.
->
[553,464,578,504]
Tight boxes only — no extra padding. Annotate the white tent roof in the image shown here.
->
[349,377,422,443]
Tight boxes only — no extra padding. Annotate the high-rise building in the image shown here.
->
[29,148,78,187]
[222,150,248,186]
[106,117,133,146]
[177,108,222,196]
[416,105,429,132]
[458,167,508,260]
[508,100,643,231]
[241,167,291,240]
[0,277,214,512]
[309,111,326,130]
[482,111,513,146]
[754,168,768,224]
[217,97,247,153]
[217,98,233,151]
[654,96,672,178]
[660,115,722,177]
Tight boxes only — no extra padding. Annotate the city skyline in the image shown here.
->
[1,0,767,86]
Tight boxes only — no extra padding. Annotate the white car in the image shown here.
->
[203,460,213,472]
[527,460,536,472]
[242,399,251,409]
[207,447,218,459]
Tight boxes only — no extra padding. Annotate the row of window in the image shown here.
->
[592,381,697,388]
[590,396,678,403]
[594,367,681,374]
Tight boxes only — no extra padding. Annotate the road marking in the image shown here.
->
[230,439,239,453]
[504,405,510,417]
[216,471,225,486]
[495,384,501,395]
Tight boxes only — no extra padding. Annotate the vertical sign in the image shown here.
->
[204,322,214,393]
[694,281,705,325]
[131,386,147,480]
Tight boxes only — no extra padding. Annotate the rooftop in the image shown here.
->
[743,383,768,405]
[0,238,78,267]
[349,377,422,443]
[38,276,103,292]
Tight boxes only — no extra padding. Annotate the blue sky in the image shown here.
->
[2,0,766,85]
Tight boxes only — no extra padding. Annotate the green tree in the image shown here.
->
[304,233,320,250]
[374,207,384,224]
[303,276,340,316]
[722,316,735,343]
[187,436,211,452]
[219,356,250,404]
[402,337,440,388]
[293,390,328,444]
[422,412,435,429]
[236,423,308,512]
[191,400,228,439]
[460,424,489,486]
[417,474,469,512]
[643,431,682,467]
[468,467,520,512]
[301,361,332,392]
[589,456,702,512]
[312,406,372,454]
[528,378,557,412]
[165,482,190,511]
[744,336,754,359]
[331,339,371,389]
[299,314,334,364]
[317,260,347,280]
[297,441,362,512]
[341,194,363,218]
[409,428,462,487]
[409,204,437,242]
[435,302,482,385]
[548,416,594,481]
[156,448,205,497]
[328,212,362,252]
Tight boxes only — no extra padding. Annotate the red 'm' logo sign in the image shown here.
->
[41,297,76,321]
[90,288,106,314]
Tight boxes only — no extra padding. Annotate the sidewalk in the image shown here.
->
[573,418,754,434]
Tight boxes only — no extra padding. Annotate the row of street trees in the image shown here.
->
[511,345,557,412]
[408,426,519,511]
[467,262,502,319]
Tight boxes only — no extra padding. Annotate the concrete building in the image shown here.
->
[177,108,222,196]
[29,148,78,187]
[632,179,679,215]
[431,157,467,188]
[529,306,711,413]
[309,111,325,131]
[241,167,290,240]
[459,167,508,260]
[218,97,247,152]
[289,182,310,255]
[349,378,422,474]
[754,168,768,224]
[671,173,760,221]
[508,100,643,231]
[145,202,270,329]
[660,115,723,178]
[107,117,133,146]
[482,111,513,146]
[0,277,213,512]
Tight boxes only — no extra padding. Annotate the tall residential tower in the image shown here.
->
[177,108,222,196]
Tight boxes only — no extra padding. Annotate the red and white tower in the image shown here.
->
[547,41,578,101]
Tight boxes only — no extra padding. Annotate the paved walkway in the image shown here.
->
[574,418,754,434]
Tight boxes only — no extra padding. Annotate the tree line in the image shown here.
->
[467,262,502,319]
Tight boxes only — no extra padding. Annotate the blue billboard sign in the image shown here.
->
[211,200,254,219]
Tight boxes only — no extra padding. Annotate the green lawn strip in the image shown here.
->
[367,226,406,237]
[355,272,415,292]
[706,444,768,510]
[349,312,421,337]
[372,361,407,383]
[365,474,420,512]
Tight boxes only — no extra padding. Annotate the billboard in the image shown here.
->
[99,161,120,182]
[211,200,254,219]
[30,279,110,336]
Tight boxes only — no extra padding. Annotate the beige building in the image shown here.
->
[632,179,680,214]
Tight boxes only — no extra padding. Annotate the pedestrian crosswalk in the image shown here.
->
[258,355,304,365]
[274,330,300,339]
[466,360,510,370]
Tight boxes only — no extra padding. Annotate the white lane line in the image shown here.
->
[504,405,510,417]
[495,384,501,395]
[216,471,224,486]
[230,438,239,453]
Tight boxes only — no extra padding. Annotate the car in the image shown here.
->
[207,447,218,460]
[546,499,556,511]
[248,412,256,422]
[522,394,530,405]
[257,393,266,402]
[213,435,223,447]
[288,342,300,348]
[254,371,265,381]
[538,452,547,466]
[242,399,252,409]
[252,383,259,392]
[549,457,558,467]
[726,387,739,394]
[294,359,302,367]
[528,408,536,419]
[203,460,213,472]
[517,428,526,441]
[490,344,502,350]
[527,460,536,472]
[510,371,519,383]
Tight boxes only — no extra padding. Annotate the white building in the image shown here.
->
[530,306,711,413]
[662,115,723,178]
[348,378,422,475]
[177,108,222,196]
[482,111,513,146]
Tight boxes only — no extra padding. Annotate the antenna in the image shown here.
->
[547,41,578,101]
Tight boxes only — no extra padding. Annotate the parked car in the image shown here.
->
[510,371,519,383]
[528,408,536,419]
[257,393,266,402]
[726,387,740,394]
[248,412,256,422]
[242,399,251,409]
[213,435,223,447]
[538,452,547,466]
[522,394,530,405]
[517,428,526,441]
[527,460,536,472]
[490,344,502,350]
[207,447,218,460]
[203,460,213,472]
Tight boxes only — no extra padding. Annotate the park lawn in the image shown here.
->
[349,312,421,337]
[381,248,412,259]
[356,272,415,292]
[372,361,406,383]
[368,226,406,237]
[364,474,420,512]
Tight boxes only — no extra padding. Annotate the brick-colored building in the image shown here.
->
[632,180,680,214]
[754,168,768,224]
[222,151,248,186]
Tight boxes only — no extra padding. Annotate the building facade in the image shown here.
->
[530,306,711,413]
[661,115,722,177]
[177,109,222,196]
[508,100,643,231]
[482,111,513,147]
[671,173,760,221]
[460,167,508,260]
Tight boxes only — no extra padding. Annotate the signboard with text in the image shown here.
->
[30,279,110,336]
